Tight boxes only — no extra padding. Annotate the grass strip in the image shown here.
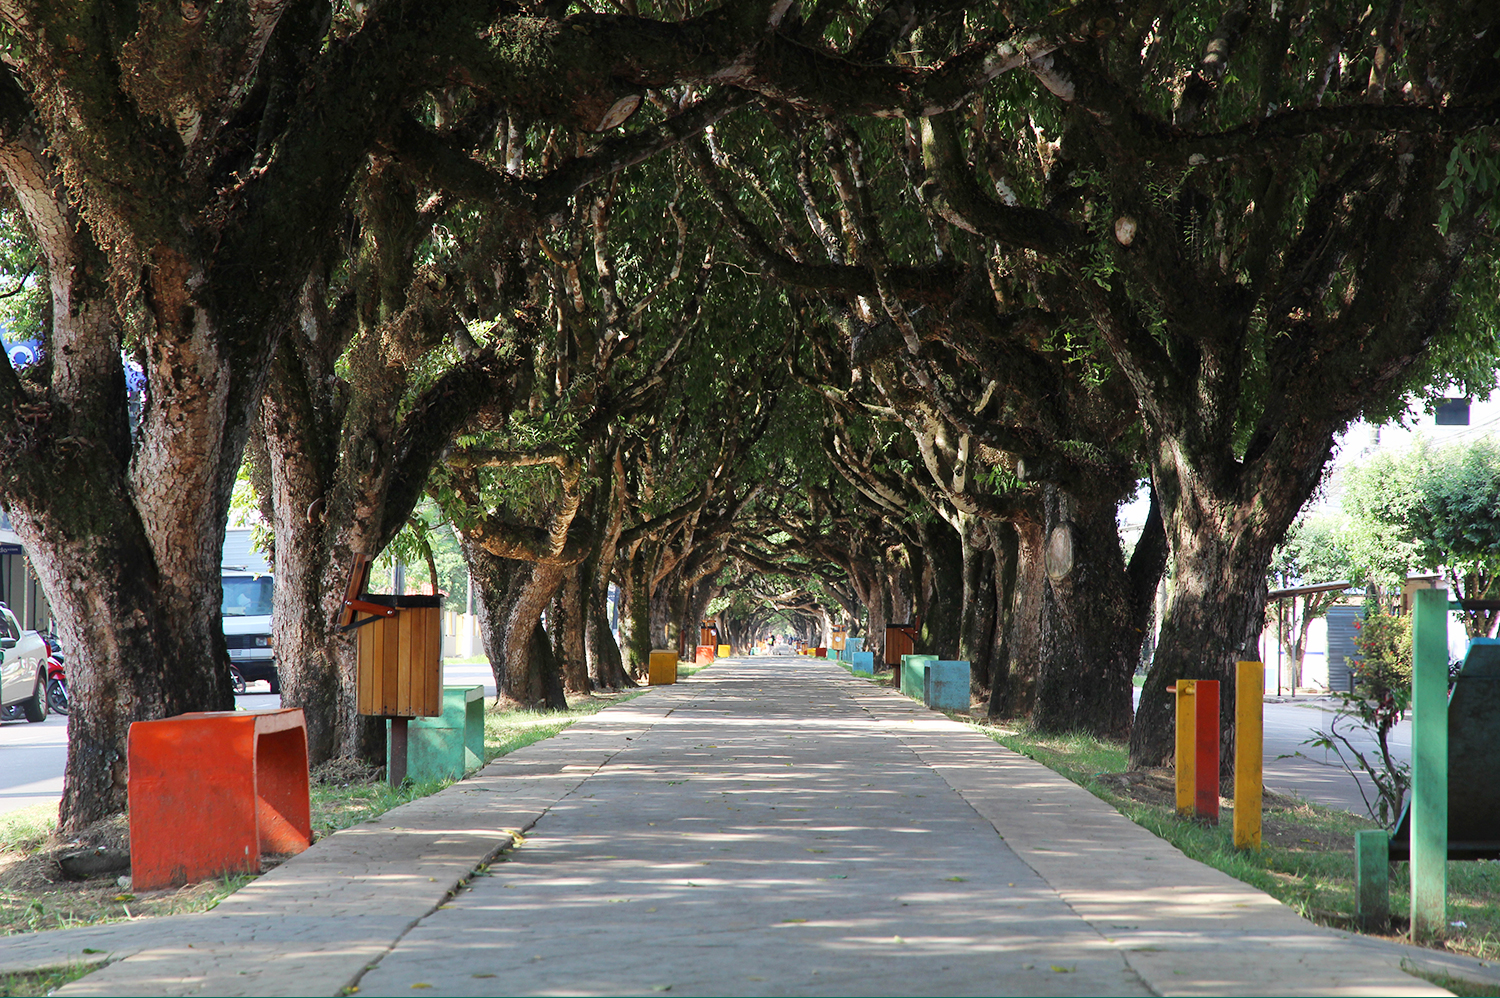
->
[971,722,1500,966]
[0,962,95,997]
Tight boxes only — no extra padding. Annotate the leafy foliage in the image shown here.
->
[1342,438,1500,635]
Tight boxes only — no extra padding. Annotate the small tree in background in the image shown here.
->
[1306,605,1413,828]
[1268,515,1356,690]
[1343,437,1500,637]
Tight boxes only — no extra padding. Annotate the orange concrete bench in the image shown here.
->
[128,708,311,890]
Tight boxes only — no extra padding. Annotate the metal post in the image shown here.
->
[1410,588,1449,940]
[1195,680,1220,823]
[1173,681,1196,817]
[1234,662,1263,850]
[389,716,409,786]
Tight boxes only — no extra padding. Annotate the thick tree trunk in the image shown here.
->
[992,517,1044,719]
[624,546,653,678]
[1129,462,1291,775]
[463,535,567,709]
[15,509,234,831]
[957,513,996,691]
[1031,487,1136,741]
[553,567,591,694]
[915,519,962,659]
[984,519,1019,719]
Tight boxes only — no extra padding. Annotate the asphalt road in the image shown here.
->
[2,665,1405,822]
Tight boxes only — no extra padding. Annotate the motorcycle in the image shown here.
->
[42,633,67,715]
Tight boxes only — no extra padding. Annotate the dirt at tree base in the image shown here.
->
[1095,769,1364,853]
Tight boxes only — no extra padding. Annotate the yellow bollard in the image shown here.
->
[1234,661,1264,850]
[1172,681,1196,817]
[648,650,677,686]
[718,644,730,657]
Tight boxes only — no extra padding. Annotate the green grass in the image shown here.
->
[975,723,1500,964]
[677,661,713,680]
[1404,963,1500,998]
[0,963,96,996]
[0,805,57,858]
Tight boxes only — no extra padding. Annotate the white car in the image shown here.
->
[0,603,48,722]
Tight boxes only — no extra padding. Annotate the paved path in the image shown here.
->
[4,659,1494,995]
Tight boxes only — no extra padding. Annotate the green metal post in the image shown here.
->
[1354,829,1390,931]
[1410,588,1449,941]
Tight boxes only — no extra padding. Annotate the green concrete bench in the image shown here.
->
[901,654,938,699]
[850,651,875,675]
[386,685,485,782]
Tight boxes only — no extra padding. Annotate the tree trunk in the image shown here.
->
[957,513,996,691]
[915,519,962,659]
[463,535,567,709]
[16,507,234,831]
[1129,478,1284,775]
[1031,486,1136,741]
[625,545,654,679]
[553,566,591,694]
[984,519,1019,719]
[992,516,1044,720]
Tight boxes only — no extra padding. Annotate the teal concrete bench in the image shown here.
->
[386,685,485,782]
[850,651,875,675]
[926,660,971,711]
[901,654,938,699]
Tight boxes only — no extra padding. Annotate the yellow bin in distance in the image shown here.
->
[718,644,731,657]
[648,650,677,686]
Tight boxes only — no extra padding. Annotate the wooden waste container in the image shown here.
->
[353,592,443,718]
[339,554,443,783]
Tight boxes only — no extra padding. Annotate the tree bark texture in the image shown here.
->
[1031,487,1137,741]
[462,534,567,709]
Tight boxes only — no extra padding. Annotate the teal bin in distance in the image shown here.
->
[847,636,864,654]
[926,660,972,711]
[901,654,938,700]
[851,651,875,675]
[387,685,485,783]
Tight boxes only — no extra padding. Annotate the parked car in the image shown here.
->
[222,568,279,693]
[0,603,49,722]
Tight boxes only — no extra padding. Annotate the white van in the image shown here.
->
[222,569,277,693]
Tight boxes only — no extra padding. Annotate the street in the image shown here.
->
[2,667,1405,823]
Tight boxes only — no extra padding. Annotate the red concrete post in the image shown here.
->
[1194,680,1220,823]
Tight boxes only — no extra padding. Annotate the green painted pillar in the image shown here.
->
[1410,588,1449,941]
[1354,829,1390,931]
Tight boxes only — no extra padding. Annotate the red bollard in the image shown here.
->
[1194,680,1220,823]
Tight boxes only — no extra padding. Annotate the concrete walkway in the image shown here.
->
[3,658,1496,996]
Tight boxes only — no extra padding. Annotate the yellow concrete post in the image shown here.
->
[1173,681,1196,817]
[718,644,730,657]
[648,650,677,686]
[1234,660,1264,850]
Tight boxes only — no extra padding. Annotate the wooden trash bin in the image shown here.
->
[339,554,442,784]
[885,623,918,667]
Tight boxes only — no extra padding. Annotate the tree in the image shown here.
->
[1345,437,1500,637]
[1267,514,1355,690]
[1,0,1039,827]
[903,2,1500,771]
